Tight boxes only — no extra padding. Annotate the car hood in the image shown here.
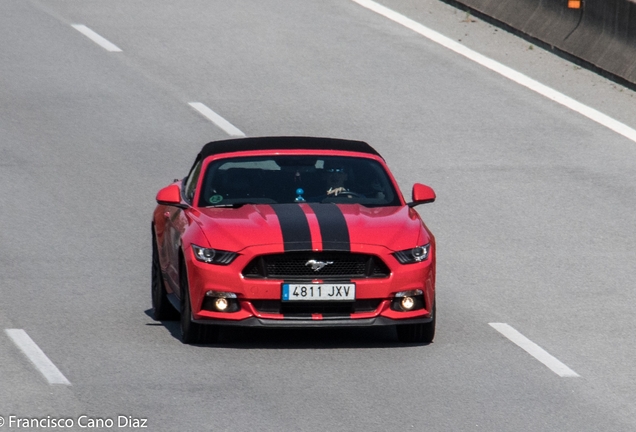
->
[194,203,427,252]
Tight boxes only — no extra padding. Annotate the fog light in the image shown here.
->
[202,291,240,313]
[391,290,425,312]
[401,296,415,310]
[215,298,229,311]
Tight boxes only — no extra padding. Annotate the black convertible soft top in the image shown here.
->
[198,136,382,160]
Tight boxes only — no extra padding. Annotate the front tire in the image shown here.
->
[179,259,219,344]
[151,231,179,321]
[396,303,435,344]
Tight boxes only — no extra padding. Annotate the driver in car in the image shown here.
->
[325,164,350,196]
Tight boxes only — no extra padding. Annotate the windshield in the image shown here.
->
[197,155,401,207]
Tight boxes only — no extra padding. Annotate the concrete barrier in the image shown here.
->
[442,0,636,88]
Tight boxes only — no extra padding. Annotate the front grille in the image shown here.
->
[242,252,390,280]
[251,299,382,317]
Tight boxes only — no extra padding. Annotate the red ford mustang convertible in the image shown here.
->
[152,137,436,344]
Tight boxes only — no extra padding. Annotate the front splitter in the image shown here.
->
[193,315,433,328]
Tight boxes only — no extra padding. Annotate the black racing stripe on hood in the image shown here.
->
[271,204,312,251]
[308,203,350,251]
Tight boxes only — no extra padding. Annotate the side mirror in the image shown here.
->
[156,184,186,207]
[407,183,436,207]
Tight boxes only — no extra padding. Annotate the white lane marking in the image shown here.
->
[489,323,579,377]
[189,102,246,137]
[351,0,636,144]
[5,329,71,385]
[72,24,122,52]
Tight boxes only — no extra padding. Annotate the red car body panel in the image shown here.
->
[153,138,436,328]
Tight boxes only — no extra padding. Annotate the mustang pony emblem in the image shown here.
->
[305,260,334,271]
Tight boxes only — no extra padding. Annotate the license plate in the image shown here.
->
[282,283,355,301]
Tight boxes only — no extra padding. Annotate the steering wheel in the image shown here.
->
[321,191,364,202]
[339,191,364,197]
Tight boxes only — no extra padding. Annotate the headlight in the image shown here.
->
[192,244,238,265]
[393,244,430,264]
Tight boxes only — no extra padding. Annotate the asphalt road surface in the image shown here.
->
[2,0,636,431]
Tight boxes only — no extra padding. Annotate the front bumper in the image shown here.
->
[185,244,435,326]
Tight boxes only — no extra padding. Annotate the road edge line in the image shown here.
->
[351,0,636,144]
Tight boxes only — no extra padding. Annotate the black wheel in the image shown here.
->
[396,303,436,344]
[151,231,179,321]
[179,259,220,344]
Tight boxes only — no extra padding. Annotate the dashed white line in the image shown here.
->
[72,24,122,52]
[351,0,636,145]
[189,102,246,137]
[489,323,579,377]
[5,329,71,385]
